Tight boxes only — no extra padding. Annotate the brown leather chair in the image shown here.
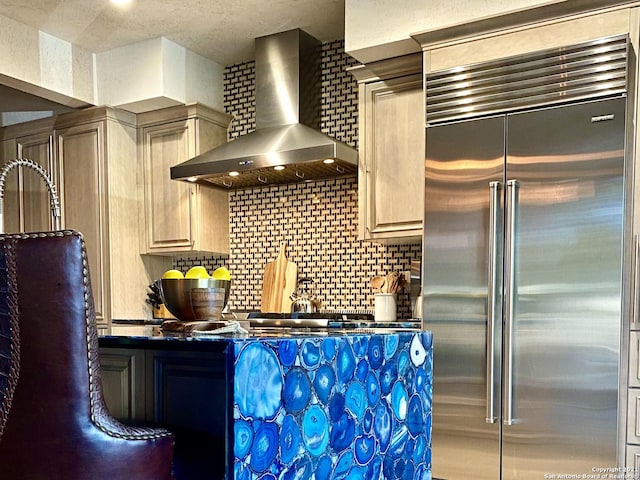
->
[0,230,174,479]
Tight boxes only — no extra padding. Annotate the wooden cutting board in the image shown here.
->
[261,243,297,313]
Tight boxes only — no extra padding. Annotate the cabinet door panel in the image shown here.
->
[137,105,231,255]
[18,133,55,232]
[147,351,226,431]
[57,122,106,323]
[631,332,640,388]
[629,389,640,444]
[147,350,227,479]
[99,348,146,422]
[361,74,424,240]
[627,445,640,471]
[1,139,21,233]
[144,122,193,250]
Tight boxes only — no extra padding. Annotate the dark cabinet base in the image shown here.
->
[99,347,228,480]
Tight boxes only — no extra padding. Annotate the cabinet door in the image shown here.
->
[0,139,21,233]
[17,132,56,232]
[146,349,227,478]
[0,133,55,233]
[56,121,107,324]
[627,445,640,472]
[633,235,640,332]
[631,332,640,388]
[98,348,146,422]
[146,350,226,430]
[629,389,640,445]
[142,121,195,251]
[360,74,424,241]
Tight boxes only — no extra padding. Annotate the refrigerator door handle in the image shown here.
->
[486,181,502,423]
[504,179,519,426]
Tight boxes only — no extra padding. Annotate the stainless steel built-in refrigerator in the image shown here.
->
[423,35,629,479]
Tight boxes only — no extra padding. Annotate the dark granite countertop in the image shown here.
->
[99,326,422,352]
[111,318,164,326]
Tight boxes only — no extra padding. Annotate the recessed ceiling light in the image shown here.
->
[229,171,240,177]
[273,165,285,171]
[323,159,335,164]
[110,0,132,7]
[186,176,198,182]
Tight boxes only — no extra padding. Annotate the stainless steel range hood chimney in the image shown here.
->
[171,29,358,190]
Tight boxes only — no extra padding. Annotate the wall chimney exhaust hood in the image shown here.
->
[170,29,358,190]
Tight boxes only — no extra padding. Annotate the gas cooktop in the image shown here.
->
[246,311,421,331]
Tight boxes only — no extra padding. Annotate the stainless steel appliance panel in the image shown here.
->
[424,96,625,479]
[502,97,625,477]
[424,115,506,480]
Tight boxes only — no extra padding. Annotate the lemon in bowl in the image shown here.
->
[162,269,184,279]
[212,267,231,281]
[185,266,210,279]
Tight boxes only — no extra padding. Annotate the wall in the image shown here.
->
[344,0,639,63]
[0,13,94,109]
[344,0,560,62]
[0,12,225,123]
[95,37,225,113]
[176,40,422,318]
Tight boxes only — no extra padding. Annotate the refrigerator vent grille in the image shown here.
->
[425,34,628,124]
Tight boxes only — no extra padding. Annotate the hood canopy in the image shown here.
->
[171,29,358,190]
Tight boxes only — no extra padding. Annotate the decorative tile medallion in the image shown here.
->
[231,332,433,480]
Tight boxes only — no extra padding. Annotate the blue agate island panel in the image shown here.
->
[232,332,433,480]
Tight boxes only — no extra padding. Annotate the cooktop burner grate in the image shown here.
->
[246,311,420,331]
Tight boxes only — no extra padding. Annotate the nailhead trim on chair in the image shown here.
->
[0,230,172,441]
[0,238,20,440]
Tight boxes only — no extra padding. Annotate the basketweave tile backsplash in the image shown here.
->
[175,40,422,318]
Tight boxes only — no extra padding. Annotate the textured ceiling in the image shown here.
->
[0,0,347,66]
[0,0,347,119]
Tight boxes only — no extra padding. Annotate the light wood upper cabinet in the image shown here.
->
[1,107,171,331]
[0,121,56,233]
[56,107,171,329]
[0,139,19,232]
[350,54,424,243]
[144,121,194,249]
[19,132,56,232]
[138,103,232,255]
[56,119,108,324]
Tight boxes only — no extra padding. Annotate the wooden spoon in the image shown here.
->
[371,275,385,293]
[386,271,402,293]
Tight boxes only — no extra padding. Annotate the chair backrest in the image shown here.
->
[0,231,102,442]
[0,230,175,480]
[0,231,20,439]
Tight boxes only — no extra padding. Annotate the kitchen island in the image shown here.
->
[98,330,433,480]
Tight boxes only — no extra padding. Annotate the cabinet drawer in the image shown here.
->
[627,444,640,472]
[628,388,640,444]
[630,332,640,387]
